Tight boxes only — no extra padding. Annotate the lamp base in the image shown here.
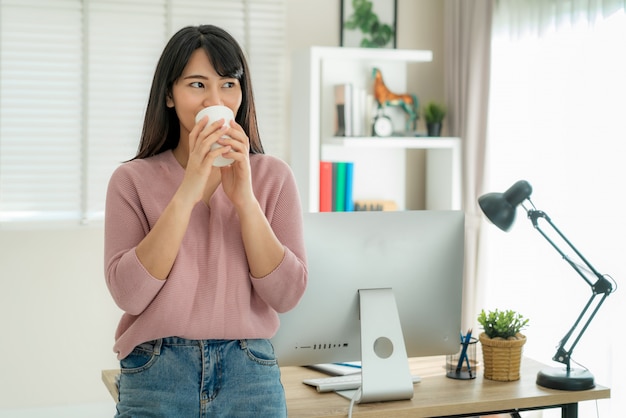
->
[536,367,595,391]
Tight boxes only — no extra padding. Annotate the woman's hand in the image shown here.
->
[178,116,230,205]
[218,120,255,209]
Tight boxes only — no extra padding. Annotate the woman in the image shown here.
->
[104,25,307,417]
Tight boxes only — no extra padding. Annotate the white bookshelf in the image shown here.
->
[290,46,461,212]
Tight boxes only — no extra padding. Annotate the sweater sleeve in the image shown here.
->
[104,164,165,315]
[249,157,308,313]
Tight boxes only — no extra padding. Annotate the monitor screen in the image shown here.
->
[271,210,465,402]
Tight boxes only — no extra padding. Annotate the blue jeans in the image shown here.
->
[115,337,287,417]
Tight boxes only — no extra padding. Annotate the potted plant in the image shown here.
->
[477,309,529,381]
[423,101,446,137]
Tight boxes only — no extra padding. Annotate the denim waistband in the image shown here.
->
[141,337,269,357]
[159,337,234,346]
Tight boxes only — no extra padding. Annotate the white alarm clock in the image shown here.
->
[373,113,393,137]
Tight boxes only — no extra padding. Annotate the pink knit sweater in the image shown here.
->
[104,151,307,359]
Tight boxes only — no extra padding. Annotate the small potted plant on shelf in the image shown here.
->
[477,309,529,381]
[423,101,447,137]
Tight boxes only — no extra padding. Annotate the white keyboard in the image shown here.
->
[303,374,421,393]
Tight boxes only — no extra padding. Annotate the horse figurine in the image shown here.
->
[372,68,419,132]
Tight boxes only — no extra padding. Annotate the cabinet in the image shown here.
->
[289,46,461,213]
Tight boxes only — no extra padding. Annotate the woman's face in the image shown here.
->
[167,48,242,141]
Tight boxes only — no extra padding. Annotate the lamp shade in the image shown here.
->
[478,180,533,231]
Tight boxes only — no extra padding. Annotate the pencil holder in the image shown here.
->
[446,337,478,380]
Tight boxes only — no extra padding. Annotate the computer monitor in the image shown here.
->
[271,210,465,403]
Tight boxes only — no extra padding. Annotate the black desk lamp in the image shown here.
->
[478,180,615,391]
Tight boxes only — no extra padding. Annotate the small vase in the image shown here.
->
[426,122,442,137]
[479,332,526,381]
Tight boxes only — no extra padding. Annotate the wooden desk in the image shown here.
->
[102,356,610,417]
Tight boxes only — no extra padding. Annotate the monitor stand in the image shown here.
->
[350,288,414,403]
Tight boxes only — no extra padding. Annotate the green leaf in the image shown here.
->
[477,309,529,339]
[344,0,394,49]
[423,102,447,123]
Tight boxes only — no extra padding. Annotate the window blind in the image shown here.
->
[0,0,83,222]
[84,0,168,222]
[246,0,288,159]
[0,0,287,225]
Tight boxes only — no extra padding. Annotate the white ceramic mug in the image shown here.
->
[194,105,235,167]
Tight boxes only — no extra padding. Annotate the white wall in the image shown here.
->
[0,226,120,413]
[0,0,445,414]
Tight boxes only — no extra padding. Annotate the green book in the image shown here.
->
[333,162,347,212]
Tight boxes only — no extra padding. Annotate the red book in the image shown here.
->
[319,161,332,212]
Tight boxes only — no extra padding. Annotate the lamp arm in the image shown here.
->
[551,292,610,370]
[526,209,614,371]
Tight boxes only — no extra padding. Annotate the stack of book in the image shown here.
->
[319,161,354,212]
[334,83,374,137]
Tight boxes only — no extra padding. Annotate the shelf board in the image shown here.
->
[310,46,433,63]
[323,136,460,149]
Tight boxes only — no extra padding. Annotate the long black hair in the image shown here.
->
[133,25,263,160]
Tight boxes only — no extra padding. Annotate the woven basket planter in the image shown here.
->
[479,332,526,381]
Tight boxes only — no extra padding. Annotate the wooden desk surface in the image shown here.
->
[102,356,610,418]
